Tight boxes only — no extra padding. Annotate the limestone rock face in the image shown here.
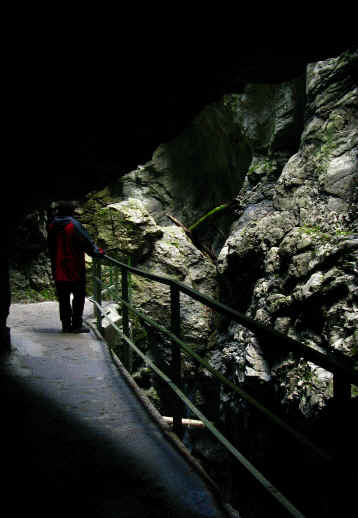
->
[93,197,218,411]
[83,49,357,426]
[216,49,357,419]
[95,198,163,260]
[41,48,355,516]
[274,52,357,224]
[93,196,217,345]
[230,78,306,189]
[136,225,217,344]
[111,101,253,258]
[120,102,251,228]
[9,211,54,302]
[233,80,305,145]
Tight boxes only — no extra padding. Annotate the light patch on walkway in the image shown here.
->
[11,329,47,357]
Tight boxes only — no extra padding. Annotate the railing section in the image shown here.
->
[90,254,358,518]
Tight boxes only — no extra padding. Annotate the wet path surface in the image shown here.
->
[1,302,228,518]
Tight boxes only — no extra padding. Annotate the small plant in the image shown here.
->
[298,225,332,241]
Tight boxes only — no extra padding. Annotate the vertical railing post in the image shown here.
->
[113,258,119,304]
[121,266,132,372]
[170,284,183,438]
[109,261,113,288]
[94,258,103,334]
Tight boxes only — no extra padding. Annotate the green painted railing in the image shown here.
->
[90,254,358,518]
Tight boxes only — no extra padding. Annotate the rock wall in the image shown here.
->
[81,49,357,518]
[9,211,55,302]
[80,98,251,257]
[216,49,357,417]
[10,48,357,517]
[83,196,219,409]
[209,50,357,517]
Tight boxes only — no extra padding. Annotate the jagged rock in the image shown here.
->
[96,198,163,260]
[217,210,297,275]
[93,197,219,407]
[264,246,280,273]
[322,151,357,198]
[216,49,357,422]
[231,79,305,152]
[245,342,271,382]
[279,227,317,256]
[96,216,218,416]
[274,51,357,228]
[120,100,251,231]
[266,293,292,314]
[132,224,218,344]
[271,359,334,417]
[8,211,54,302]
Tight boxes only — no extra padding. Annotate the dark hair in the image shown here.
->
[56,200,76,216]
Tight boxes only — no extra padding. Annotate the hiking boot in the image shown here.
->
[72,325,90,333]
[62,324,72,333]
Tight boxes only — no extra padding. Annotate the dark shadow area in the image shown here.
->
[0,327,229,518]
[1,369,161,518]
[213,393,358,518]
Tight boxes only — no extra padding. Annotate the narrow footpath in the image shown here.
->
[1,301,230,518]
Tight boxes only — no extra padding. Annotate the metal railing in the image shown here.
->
[90,254,358,518]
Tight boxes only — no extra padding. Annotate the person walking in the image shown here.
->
[48,200,104,333]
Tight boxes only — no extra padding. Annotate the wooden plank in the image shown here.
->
[162,416,205,428]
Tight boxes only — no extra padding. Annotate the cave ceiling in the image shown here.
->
[6,39,356,221]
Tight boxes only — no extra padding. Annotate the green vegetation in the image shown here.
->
[12,286,56,303]
[311,111,345,176]
[297,225,352,242]
[298,225,332,241]
[189,202,233,232]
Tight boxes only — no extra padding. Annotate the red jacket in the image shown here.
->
[48,216,103,282]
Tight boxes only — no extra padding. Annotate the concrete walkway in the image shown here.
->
[1,301,229,518]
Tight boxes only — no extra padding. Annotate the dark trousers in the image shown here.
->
[55,281,86,329]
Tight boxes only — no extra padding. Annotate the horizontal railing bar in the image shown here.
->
[104,254,173,285]
[97,283,116,295]
[180,341,333,463]
[88,296,306,518]
[103,255,358,385]
[93,288,332,463]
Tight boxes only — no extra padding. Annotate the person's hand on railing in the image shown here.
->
[94,248,106,259]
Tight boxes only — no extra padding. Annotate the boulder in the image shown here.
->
[132,224,218,344]
[321,151,357,199]
[96,198,163,260]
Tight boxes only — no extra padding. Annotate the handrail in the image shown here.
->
[89,295,306,518]
[103,254,358,386]
[96,286,332,462]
